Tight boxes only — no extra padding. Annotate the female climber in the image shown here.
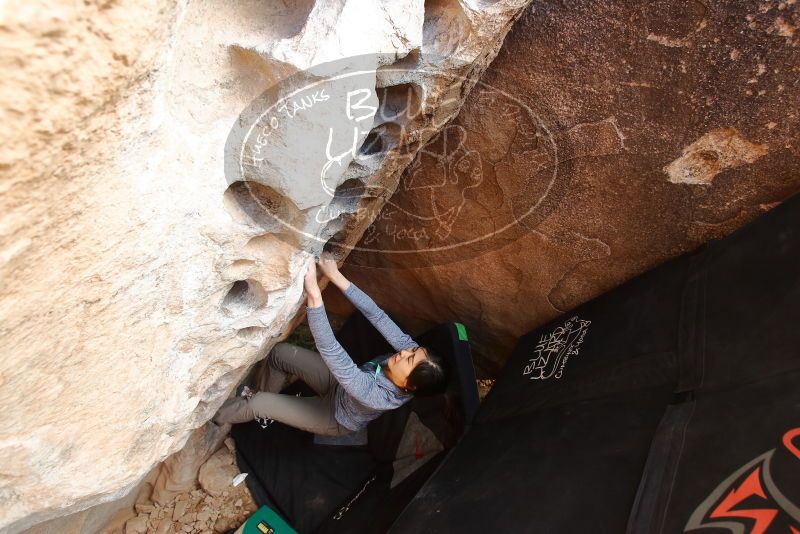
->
[213,252,447,436]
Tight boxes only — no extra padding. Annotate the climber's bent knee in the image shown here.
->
[212,397,254,426]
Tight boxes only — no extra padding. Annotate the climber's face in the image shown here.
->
[386,346,429,389]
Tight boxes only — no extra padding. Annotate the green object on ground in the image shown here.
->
[242,505,298,534]
[454,322,468,341]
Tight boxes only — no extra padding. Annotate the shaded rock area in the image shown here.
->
[115,441,256,534]
[336,0,800,374]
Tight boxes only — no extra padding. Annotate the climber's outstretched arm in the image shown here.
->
[302,259,391,410]
[316,252,418,352]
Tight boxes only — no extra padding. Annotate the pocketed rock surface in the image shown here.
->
[0,0,534,531]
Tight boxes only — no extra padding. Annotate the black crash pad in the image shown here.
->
[232,313,478,534]
[392,194,800,533]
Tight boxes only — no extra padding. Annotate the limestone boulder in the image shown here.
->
[0,0,532,531]
[339,0,800,373]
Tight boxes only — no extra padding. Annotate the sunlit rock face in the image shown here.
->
[0,0,532,531]
[338,0,800,374]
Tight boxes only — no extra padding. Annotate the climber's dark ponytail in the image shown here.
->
[406,347,447,396]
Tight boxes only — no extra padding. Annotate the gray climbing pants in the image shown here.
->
[212,342,352,436]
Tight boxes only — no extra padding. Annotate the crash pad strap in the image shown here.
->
[626,400,695,534]
[676,251,707,393]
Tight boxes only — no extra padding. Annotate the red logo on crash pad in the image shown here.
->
[685,428,800,534]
